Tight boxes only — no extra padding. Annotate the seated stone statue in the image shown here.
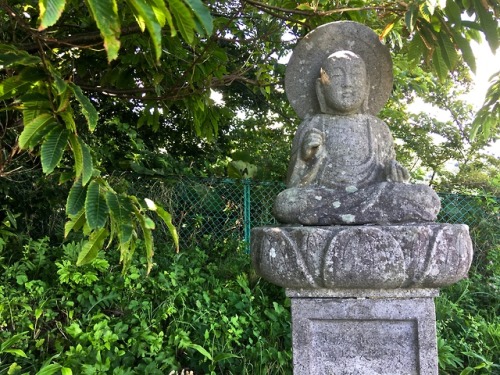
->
[274,51,440,225]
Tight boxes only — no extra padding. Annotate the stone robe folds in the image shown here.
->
[274,113,441,225]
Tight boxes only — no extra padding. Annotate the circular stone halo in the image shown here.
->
[285,21,393,119]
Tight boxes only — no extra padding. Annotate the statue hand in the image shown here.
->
[301,129,324,161]
[386,160,410,183]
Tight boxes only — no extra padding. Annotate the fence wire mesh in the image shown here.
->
[134,177,499,253]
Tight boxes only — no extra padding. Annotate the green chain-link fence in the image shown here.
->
[133,177,499,253]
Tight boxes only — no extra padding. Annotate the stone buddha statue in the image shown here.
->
[274,36,440,225]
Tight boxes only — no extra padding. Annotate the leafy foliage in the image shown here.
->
[1,0,499,268]
[0,237,292,374]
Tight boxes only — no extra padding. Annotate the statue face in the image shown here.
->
[319,54,368,114]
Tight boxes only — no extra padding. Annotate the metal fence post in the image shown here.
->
[243,179,251,253]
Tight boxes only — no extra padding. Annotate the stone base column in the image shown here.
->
[287,289,439,375]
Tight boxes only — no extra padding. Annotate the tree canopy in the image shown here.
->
[1,0,499,268]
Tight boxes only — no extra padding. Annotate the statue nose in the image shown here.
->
[343,75,353,87]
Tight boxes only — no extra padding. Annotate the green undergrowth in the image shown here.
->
[0,237,291,374]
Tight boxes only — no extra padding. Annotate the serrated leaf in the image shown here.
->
[76,228,108,266]
[408,35,426,65]
[41,126,69,174]
[78,138,93,186]
[450,28,476,72]
[68,134,83,179]
[127,0,163,60]
[69,83,98,131]
[85,180,108,229]
[105,192,134,244]
[133,206,154,274]
[157,206,179,252]
[19,113,58,150]
[436,32,458,70]
[445,0,462,26]
[183,0,213,35]
[86,0,121,62]
[0,75,31,100]
[149,0,169,27]
[66,179,87,216]
[405,5,418,32]
[38,0,66,30]
[0,51,41,68]
[169,0,195,44]
[473,0,499,52]
[433,47,448,81]
[64,209,86,237]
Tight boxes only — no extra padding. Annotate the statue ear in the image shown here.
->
[316,78,327,113]
[361,77,370,114]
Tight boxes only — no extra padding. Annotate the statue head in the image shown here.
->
[316,51,369,115]
[285,21,393,118]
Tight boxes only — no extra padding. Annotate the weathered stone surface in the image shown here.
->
[274,183,441,225]
[275,22,439,225]
[252,223,473,289]
[285,22,393,118]
[290,294,438,374]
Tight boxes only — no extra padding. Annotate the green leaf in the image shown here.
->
[445,0,462,26]
[0,332,28,351]
[0,48,41,68]
[127,0,163,60]
[3,349,27,358]
[64,209,86,238]
[41,126,69,174]
[144,197,179,252]
[183,0,213,35]
[133,206,154,273]
[78,138,93,186]
[66,179,87,216]
[186,343,212,361]
[436,31,458,70]
[473,0,499,52]
[86,0,121,62]
[105,192,134,244]
[19,113,58,150]
[69,83,98,131]
[38,0,66,30]
[0,75,31,100]
[68,134,83,179]
[169,0,195,44]
[407,34,426,65]
[61,368,73,375]
[76,228,108,266]
[85,180,108,229]
[405,4,418,32]
[36,363,62,375]
[450,28,476,73]
[157,206,179,252]
[433,47,448,81]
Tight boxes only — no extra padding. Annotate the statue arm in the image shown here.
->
[286,116,325,187]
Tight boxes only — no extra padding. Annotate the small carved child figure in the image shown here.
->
[274,51,440,225]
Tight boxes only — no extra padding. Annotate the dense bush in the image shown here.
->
[0,237,291,374]
[1,188,498,374]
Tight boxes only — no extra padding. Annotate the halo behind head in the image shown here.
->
[285,21,393,118]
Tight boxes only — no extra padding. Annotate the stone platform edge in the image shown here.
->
[286,288,440,298]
